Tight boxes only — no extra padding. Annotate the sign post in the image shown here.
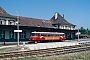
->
[14,30,22,46]
[15,10,21,46]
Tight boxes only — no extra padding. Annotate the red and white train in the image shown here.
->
[29,32,66,43]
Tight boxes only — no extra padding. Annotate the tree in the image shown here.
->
[87,28,90,34]
[80,27,88,34]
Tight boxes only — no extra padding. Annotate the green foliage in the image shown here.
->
[80,27,90,34]
[0,48,7,52]
[19,52,90,60]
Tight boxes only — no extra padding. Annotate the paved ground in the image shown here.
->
[0,38,90,50]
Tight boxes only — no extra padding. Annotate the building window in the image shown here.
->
[0,20,5,25]
[9,20,14,25]
[42,22,50,26]
[20,31,26,39]
[9,31,14,39]
[55,25,58,27]
[0,30,5,39]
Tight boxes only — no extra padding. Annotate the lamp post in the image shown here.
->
[77,21,80,42]
[16,11,20,46]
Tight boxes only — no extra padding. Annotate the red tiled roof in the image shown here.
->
[0,6,75,28]
[76,34,89,37]
[19,16,53,28]
[50,12,75,26]
[0,6,15,18]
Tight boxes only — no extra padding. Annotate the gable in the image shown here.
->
[50,12,75,26]
[0,6,15,18]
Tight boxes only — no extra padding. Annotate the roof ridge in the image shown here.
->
[0,6,14,18]
[50,12,75,26]
[19,16,49,21]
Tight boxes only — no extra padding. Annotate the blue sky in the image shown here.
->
[0,0,90,29]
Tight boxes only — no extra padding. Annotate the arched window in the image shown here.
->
[0,20,5,25]
[9,20,14,25]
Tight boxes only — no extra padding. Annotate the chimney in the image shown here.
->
[62,14,64,18]
[55,12,58,20]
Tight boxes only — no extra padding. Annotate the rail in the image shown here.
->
[0,44,90,59]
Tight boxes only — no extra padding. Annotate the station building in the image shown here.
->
[0,6,76,42]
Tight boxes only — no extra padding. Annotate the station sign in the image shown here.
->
[14,30,22,32]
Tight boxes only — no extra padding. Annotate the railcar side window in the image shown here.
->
[52,34,55,36]
[41,34,47,36]
[32,33,35,36]
[45,34,47,36]
[48,34,52,36]
[36,33,40,36]
[55,34,59,36]
[41,34,44,36]
[59,34,62,36]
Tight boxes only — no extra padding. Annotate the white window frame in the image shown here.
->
[9,20,14,25]
[9,31,14,39]
[20,31,26,39]
[0,20,5,25]
[0,30,5,39]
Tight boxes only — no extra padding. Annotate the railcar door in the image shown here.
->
[54,34,60,40]
[45,33,53,40]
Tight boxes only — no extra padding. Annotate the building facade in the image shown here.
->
[0,6,76,42]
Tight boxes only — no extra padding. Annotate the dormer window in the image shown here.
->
[0,20,5,25]
[42,22,50,26]
[54,24,58,29]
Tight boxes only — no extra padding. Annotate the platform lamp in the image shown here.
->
[77,21,80,42]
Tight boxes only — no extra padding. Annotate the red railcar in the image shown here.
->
[29,32,66,43]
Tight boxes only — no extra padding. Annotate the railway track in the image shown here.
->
[0,44,90,60]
